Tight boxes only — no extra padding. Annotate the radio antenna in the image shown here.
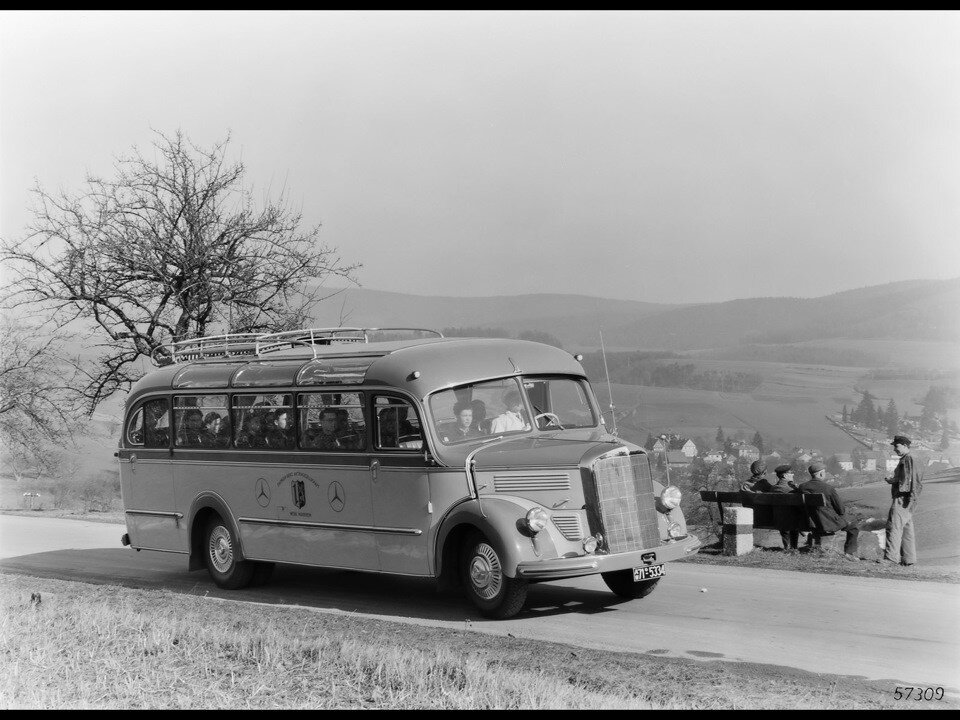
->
[599,329,617,436]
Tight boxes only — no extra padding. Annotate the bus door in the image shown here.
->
[370,395,432,576]
[271,391,379,571]
[120,397,184,551]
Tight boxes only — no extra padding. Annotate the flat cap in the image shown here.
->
[808,461,825,475]
[749,460,767,475]
[891,435,912,447]
[774,464,793,477]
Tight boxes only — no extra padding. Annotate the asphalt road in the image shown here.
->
[2,515,958,691]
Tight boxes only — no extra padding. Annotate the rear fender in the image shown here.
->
[186,492,244,571]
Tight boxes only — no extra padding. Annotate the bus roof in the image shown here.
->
[126,337,587,404]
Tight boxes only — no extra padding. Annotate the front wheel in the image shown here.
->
[460,533,528,619]
[204,516,255,589]
[601,570,661,599]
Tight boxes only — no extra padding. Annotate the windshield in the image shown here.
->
[428,376,597,445]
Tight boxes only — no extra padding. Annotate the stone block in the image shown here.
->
[722,506,754,556]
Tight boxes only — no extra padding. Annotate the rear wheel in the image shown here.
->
[601,570,661,599]
[204,516,255,589]
[460,532,528,619]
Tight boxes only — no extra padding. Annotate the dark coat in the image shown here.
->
[798,477,849,533]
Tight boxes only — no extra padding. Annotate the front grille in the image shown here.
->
[493,472,571,493]
[551,513,583,541]
[588,453,660,553]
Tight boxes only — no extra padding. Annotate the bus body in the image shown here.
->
[118,328,699,618]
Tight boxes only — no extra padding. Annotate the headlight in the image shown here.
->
[582,536,598,553]
[661,485,682,510]
[524,507,549,534]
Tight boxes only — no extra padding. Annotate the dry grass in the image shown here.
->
[0,574,936,710]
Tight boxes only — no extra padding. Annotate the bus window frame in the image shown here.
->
[372,393,426,452]
[125,395,172,449]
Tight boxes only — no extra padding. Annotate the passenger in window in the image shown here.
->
[203,412,229,447]
[303,408,341,450]
[490,390,530,434]
[470,400,487,434]
[266,409,294,449]
[335,408,363,449]
[438,401,479,442]
[179,408,206,446]
[236,413,268,449]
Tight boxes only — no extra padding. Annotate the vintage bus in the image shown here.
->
[118,328,699,618]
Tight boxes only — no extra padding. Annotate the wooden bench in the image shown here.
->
[698,490,824,532]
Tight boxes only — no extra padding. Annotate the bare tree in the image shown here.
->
[0,317,83,475]
[2,129,359,411]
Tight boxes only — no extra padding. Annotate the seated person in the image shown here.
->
[799,462,860,561]
[490,390,530,434]
[470,399,487,434]
[378,407,422,449]
[203,412,230,448]
[303,408,341,450]
[334,408,364,449]
[178,408,206,447]
[437,401,480,443]
[265,409,294,449]
[235,414,268,449]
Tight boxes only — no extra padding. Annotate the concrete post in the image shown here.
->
[722,506,754,556]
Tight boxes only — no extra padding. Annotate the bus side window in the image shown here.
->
[127,408,144,446]
[142,398,170,448]
[374,396,423,451]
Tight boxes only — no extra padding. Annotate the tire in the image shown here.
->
[601,570,661,599]
[250,562,275,587]
[460,532,528,619]
[204,516,255,589]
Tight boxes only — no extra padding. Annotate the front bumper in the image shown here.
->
[515,533,700,580]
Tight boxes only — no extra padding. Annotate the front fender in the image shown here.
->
[435,496,560,579]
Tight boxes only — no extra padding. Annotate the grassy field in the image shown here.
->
[0,573,937,710]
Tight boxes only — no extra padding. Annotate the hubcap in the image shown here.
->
[468,542,502,600]
[208,525,233,573]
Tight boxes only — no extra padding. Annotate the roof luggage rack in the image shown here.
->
[153,327,443,365]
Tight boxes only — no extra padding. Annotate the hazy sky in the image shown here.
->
[2,11,958,304]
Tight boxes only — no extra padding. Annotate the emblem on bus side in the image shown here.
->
[291,479,307,509]
[328,481,345,513]
[255,478,271,508]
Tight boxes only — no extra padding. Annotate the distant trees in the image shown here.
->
[0,318,83,475]
[716,426,725,445]
[751,431,764,455]
[884,399,899,436]
[1,129,358,411]
[579,354,763,394]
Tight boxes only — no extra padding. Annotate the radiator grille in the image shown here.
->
[551,513,583,541]
[493,473,571,493]
[590,454,660,553]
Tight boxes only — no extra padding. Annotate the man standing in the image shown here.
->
[799,462,860,561]
[882,435,924,566]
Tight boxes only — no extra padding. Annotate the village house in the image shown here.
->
[885,454,900,472]
[652,438,667,454]
[833,453,854,471]
[861,451,883,472]
[678,439,698,458]
[702,448,724,465]
[737,444,760,461]
[666,451,690,468]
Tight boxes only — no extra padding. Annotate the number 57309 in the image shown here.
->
[894,687,944,700]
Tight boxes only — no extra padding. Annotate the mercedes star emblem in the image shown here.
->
[255,478,271,508]
[328,481,345,513]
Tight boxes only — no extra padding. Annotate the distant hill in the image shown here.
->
[607,278,960,350]
[304,286,681,347]
[308,278,960,352]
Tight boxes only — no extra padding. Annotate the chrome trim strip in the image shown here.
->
[516,560,599,578]
[127,546,189,555]
[125,510,184,519]
[237,517,422,535]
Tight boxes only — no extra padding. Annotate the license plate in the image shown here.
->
[632,564,665,581]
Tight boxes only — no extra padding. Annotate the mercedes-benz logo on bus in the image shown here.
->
[255,478,271,508]
[327,481,345,513]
